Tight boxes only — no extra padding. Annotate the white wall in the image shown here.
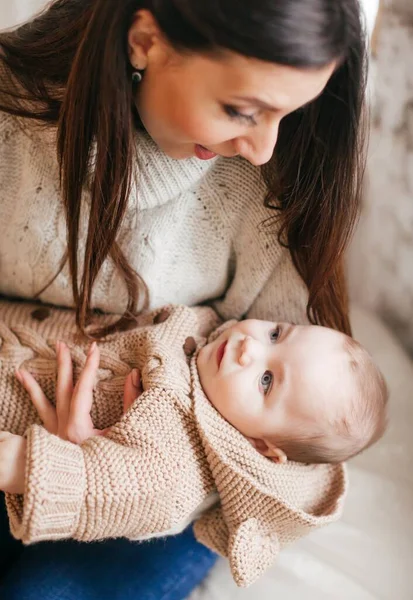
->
[363,0,381,35]
[0,0,47,29]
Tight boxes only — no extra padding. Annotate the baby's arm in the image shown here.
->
[5,346,184,544]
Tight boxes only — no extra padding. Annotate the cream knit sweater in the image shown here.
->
[0,109,308,324]
[0,301,346,587]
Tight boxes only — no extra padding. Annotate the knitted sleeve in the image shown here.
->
[244,249,310,325]
[213,230,309,325]
[209,158,309,325]
[6,387,187,544]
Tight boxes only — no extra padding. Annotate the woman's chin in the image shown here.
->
[151,138,197,160]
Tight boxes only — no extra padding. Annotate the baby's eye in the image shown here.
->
[260,371,273,394]
[269,326,282,343]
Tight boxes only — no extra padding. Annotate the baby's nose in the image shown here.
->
[238,336,260,366]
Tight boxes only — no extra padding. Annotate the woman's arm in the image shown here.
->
[210,185,309,324]
[206,157,309,325]
[244,248,309,324]
[213,242,309,325]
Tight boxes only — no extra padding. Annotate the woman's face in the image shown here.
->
[129,11,336,166]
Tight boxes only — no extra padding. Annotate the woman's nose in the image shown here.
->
[235,120,280,166]
[238,336,260,367]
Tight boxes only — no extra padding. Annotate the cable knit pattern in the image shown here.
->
[0,109,308,324]
[0,300,346,586]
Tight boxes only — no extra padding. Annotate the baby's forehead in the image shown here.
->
[291,385,352,443]
[239,318,280,328]
[232,319,276,336]
[293,349,357,410]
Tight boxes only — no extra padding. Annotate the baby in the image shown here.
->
[197,318,388,465]
[0,303,387,587]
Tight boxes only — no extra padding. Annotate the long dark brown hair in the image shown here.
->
[0,0,367,337]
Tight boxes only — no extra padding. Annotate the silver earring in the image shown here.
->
[132,70,143,84]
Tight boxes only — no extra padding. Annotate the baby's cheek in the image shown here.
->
[209,382,235,421]
[219,383,252,427]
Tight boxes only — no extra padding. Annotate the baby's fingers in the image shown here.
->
[71,343,100,417]
[15,369,58,433]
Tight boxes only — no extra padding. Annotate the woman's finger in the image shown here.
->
[55,341,74,428]
[15,369,58,433]
[70,343,100,418]
[123,369,141,414]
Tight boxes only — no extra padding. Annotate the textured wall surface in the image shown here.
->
[349,8,413,354]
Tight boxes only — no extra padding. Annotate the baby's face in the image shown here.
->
[197,319,354,444]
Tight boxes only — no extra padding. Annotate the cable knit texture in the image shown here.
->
[0,109,308,324]
[0,301,346,587]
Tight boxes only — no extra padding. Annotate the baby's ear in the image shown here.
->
[247,438,287,464]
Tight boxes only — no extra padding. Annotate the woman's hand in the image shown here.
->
[0,432,26,494]
[15,341,142,445]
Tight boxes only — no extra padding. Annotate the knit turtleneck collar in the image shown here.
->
[129,130,218,212]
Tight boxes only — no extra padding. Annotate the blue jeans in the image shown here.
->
[0,493,217,600]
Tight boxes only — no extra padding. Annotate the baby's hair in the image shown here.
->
[274,336,389,465]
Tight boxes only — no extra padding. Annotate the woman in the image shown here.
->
[0,0,367,598]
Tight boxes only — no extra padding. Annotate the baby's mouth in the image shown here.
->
[216,341,227,369]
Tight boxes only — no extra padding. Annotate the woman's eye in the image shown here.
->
[269,326,282,343]
[223,105,257,125]
[260,371,273,395]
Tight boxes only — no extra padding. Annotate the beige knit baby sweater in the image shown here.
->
[0,300,346,587]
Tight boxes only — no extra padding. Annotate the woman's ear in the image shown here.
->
[128,10,162,70]
[247,438,287,464]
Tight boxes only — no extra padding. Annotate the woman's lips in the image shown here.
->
[194,144,217,160]
[217,341,227,369]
